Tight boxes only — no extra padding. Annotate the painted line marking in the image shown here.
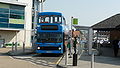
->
[55,55,64,64]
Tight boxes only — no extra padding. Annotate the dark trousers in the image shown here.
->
[114,48,119,57]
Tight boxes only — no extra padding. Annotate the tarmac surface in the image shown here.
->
[0,47,56,68]
[0,47,120,68]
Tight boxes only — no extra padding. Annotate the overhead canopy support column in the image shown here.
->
[88,28,93,55]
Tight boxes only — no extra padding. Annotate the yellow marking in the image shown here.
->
[55,56,64,64]
[48,62,56,64]
[48,56,64,65]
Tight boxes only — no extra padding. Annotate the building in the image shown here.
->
[0,0,33,47]
[91,14,120,56]
[92,14,120,44]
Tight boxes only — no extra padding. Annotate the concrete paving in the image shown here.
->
[58,51,120,68]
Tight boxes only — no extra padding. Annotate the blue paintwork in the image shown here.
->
[38,12,62,16]
[36,23,63,32]
[36,43,63,47]
[36,50,63,54]
[34,12,64,54]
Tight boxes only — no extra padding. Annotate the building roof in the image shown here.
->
[92,14,120,30]
[0,0,27,6]
[73,25,90,30]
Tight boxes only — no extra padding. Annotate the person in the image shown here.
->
[118,40,120,49]
[113,39,119,57]
[67,40,71,54]
[73,36,78,54]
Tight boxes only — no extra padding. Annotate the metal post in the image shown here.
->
[70,17,73,58]
[38,1,40,12]
[96,30,99,49]
[38,0,46,12]
[33,0,38,51]
[12,42,14,52]
[15,31,17,52]
[91,52,95,68]
[34,0,37,28]
[65,42,68,66]
[88,28,93,55]
[23,42,25,53]
[24,23,26,53]
[41,0,43,12]
[73,36,77,66]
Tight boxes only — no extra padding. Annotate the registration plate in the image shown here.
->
[46,51,52,53]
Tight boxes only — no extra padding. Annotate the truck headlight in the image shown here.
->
[58,47,61,50]
[37,47,40,49]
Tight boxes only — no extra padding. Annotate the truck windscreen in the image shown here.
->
[37,32,62,43]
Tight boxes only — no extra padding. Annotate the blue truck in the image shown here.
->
[34,12,66,54]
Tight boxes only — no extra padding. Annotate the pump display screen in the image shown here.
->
[41,25,58,30]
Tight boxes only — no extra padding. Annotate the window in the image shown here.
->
[40,16,49,23]
[0,8,9,13]
[10,14,24,19]
[39,16,62,23]
[0,3,25,29]
[10,10,24,15]
[0,14,9,18]
[0,18,9,23]
[52,16,62,23]
[10,5,24,10]
[45,17,49,23]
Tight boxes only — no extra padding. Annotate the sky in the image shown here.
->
[43,0,120,26]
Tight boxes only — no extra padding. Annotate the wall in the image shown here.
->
[18,0,33,47]
[110,30,120,40]
[0,0,32,47]
[0,30,24,47]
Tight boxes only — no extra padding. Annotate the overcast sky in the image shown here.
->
[43,0,120,26]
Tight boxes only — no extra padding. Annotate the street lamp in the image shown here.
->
[33,0,46,29]
[38,0,46,3]
[38,0,46,12]
[32,0,46,51]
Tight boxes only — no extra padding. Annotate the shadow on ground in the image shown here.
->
[12,53,63,68]
[79,47,120,66]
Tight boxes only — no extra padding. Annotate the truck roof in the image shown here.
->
[38,12,62,16]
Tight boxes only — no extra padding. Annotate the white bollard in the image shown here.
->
[91,52,95,68]
[65,45,68,66]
